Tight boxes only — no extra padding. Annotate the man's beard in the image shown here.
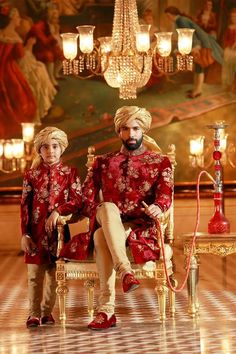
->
[122,136,143,151]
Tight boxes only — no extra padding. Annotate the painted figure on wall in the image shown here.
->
[0,5,36,138]
[195,0,218,38]
[222,7,236,92]
[26,3,63,88]
[165,6,223,98]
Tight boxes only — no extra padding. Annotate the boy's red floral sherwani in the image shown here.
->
[21,162,82,264]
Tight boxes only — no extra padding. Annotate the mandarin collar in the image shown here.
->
[41,161,62,171]
[120,144,147,156]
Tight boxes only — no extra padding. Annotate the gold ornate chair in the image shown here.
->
[56,145,177,324]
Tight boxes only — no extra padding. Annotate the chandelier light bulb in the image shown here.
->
[177,28,195,55]
[21,123,35,143]
[60,33,79,60]
[77,25,95,54]
[3,140,14,160]
[98,36,112,54]
[136,25,150,52]
[12,139,24,159]
[155,32,172,57]
[189,135,205,156]
[0,140,3,157]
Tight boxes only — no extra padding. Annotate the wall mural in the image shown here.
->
[0,0,236,191]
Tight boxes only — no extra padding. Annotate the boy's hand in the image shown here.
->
[45,210,60,233]
[21,235,37,255]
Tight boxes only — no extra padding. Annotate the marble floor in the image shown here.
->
[1,247,236,354]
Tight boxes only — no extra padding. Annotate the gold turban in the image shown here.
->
[31,127,68,168]
[114,106,161,153]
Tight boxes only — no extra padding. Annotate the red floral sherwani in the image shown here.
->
[61,148,173,264]
[21,162,82,265]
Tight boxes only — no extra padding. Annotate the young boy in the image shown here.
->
[21,127,83,328]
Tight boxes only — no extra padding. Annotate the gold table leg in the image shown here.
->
[186,254,199,317]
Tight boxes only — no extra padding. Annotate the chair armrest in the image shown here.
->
[56,213,87,257]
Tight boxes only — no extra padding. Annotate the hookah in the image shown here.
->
[207,122,230,234]
[150,121,230,293]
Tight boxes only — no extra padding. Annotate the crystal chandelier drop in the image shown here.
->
[60,0,194,100]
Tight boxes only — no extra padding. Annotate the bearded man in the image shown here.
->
[61,106,173,329]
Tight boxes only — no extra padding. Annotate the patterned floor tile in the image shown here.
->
[1,249,236,354]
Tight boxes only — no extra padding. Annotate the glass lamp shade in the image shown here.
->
[3,140,13,159]
[0,140,3,157]
[76,25,95,54]
[136,25,150,52]
[189,135,205,156]
[219,130,227,152]
[60,33,79,60]
[176,28,195,55]
[21,123,35,143]
[155,32,172,57]
[12,139,24,159]
[98,36,112,54]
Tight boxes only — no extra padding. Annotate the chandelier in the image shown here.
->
[0,123,35,174]
[60,0,194,100]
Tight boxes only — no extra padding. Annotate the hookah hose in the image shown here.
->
[145,170,215,293]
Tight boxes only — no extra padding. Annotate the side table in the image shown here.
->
[182,232,236,317]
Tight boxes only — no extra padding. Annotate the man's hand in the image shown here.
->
[141,202,162,220]
[21,235,37,255]
[45,210,60,233]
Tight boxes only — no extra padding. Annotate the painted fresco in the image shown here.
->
[0,0,236,189]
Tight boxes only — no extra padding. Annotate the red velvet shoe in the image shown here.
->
[123,273,140,293]
[88,312,116,330]
[41,314,55,325]
[26,316,40,328]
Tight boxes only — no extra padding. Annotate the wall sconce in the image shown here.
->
[189,135,205,168]
[189,122,236,169]
[0,123,35,174]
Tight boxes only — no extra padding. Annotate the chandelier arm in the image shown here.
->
[228,159,236,169]
[203,149,214,169]
[0,167,17,174]
[72,72,102,80]
[150,66,178,78]
[132,53,146,74]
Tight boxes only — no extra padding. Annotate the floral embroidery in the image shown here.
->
[162,167,173,187]
[33,207,40,224]
[139,181,151,194]
[127,166,139,178]
[149,168,159,178]
[114,177,127,192]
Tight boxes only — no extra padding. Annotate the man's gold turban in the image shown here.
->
[114,106,152,133]
[114,106,161,153]
[31,127,68,168]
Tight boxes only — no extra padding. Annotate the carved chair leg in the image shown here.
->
[56,281,68,324]
[84,279,96,318]
[155,281,169,321]
[169,276,177,317]
[56,260,68,324]
[186,255,199,318]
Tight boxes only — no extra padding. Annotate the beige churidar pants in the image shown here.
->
[94,202,134,314]
[27,263,57,317]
